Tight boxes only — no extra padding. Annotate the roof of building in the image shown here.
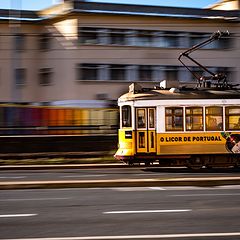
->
[207,0,239,10]
[0,9,40,21]
[0,0,239,22]
[72,1,240,20]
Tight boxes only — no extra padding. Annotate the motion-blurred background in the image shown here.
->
[0,0,239,154]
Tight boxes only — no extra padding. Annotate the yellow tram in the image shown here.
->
[114,31,240,168]
[114,83,240,167]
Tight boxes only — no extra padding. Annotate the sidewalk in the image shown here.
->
[0,163,123,170]
[1,175,240,190]
[1,163,240,190]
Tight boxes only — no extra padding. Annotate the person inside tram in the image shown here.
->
[208,117,217,130]
[234,117,240,129]
[138,116,145,128]
[208,117,222,130]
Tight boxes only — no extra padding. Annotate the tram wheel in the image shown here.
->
[234,163,240,168]
[187,156,204,170]
[128,160,134,166]
[144,161,151,167]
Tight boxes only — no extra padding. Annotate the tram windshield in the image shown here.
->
[122,105,131,128]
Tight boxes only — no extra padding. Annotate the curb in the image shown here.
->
[1,177,240,190]
[0,163,125,170]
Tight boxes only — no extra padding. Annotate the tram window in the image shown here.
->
[122,105,131,128]
[149,108,155,128]
[206,106,223,131]
[225,107,240,130]
[186,107,203,131]
[165,107,183,131]
[137,109,146,128]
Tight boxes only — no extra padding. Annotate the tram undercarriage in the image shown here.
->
[117,154,240,169]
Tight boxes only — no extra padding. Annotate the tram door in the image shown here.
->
[136,108,156,153]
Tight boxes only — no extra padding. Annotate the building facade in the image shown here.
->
[209,0,240,10]
[0,0,240,105]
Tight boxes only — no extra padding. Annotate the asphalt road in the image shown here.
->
[1,186,240,239]
[1,166,240,182]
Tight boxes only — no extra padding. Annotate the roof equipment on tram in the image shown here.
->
[178,30,232,88]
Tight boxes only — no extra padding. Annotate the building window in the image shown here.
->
[109,29,126,45]
[15,68,26,86]
[163,32,179,48]
[205,106,223,131]
[78,27,232,49]
[165,66,179,81]
[109,64,126,81]
[77,64,99,80]
[39,68,53,85]
[186,107,203,131]
[79,27,100,45]
[135,30,154,47]
[165,107,183,131]
[189,32,209,48]
[39,33,51,51]
[153,31,179,48]
[225,107,240,130]
[139,65,153,81]
[15,34,25,51]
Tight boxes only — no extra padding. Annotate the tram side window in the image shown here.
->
[186,107,203,131]
[137,108,146,128]
[205,106,223,131]
[149,108,155,128]
[122,105,131,128]
[225,107,240,130]
[165,107,183,131]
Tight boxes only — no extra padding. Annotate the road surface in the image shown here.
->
[1,185,240,239]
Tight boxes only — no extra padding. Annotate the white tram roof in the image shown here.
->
[118,83,240,103]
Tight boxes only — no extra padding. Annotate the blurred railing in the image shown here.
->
[0,134,118,154]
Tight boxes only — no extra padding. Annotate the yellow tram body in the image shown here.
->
[115,83,240,167]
